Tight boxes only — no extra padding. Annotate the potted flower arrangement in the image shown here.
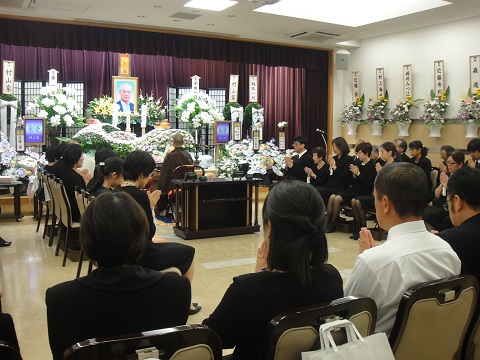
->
[420,87,450,137]
[136,90,166,127]
[454,88,480,138]
[390,97,422,136]
[87,96,117,123]
[339,94,364,135]
[366,91,389,135]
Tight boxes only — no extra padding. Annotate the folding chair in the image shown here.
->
[61,324,222,360]
[389,274,479,360]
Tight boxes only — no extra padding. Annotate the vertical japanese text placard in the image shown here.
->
[191,75,200,94]
[376,68,385,98]
[2,61,15,94]
[228,75,239,102]
[249,75,258,103]
[470,55,480,94]
[118,54,131,77]
[352,71,360,100]
[434,60,444,97]
[403,65,412,98]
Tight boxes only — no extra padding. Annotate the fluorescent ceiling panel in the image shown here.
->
[184,0,238,11]
[254,0,452,27]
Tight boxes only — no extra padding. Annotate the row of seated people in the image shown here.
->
[42,142,200,316]
[35,162,480,359]
[284,135,480,239]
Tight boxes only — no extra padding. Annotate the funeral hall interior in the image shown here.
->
[1,0,480,359]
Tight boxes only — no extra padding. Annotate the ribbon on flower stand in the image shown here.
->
[252,108,264,141]
[230,106,243,141]
[0,99,18,147]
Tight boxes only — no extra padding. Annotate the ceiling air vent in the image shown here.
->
[170,12,202,20]
[289,31,341,43]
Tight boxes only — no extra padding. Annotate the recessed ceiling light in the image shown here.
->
[254,0,451,27]
[153,5,162,8]
[137,15,146,18]
[184,0,238,11]
[173,19,181,22]
[207,23,215,26]
[228,14,236,17]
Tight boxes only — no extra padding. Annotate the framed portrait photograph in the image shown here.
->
[112,76,138,114]
[213,120,231,144]
[23,117,46,146]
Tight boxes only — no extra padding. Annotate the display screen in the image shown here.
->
[214,121,231,144]
[24,118,46,145]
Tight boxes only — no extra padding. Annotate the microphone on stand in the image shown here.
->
[315,129,328,154]
[316,129,326,134]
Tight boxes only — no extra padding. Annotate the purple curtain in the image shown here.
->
[0,18,329,146]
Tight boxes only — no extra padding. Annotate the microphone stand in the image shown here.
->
[316,128,327,153]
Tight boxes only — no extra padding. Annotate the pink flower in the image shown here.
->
[465,97,474,105]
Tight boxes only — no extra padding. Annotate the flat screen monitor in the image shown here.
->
[23,117,46,146]
[213,120,231,144]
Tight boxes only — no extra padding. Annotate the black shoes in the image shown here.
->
[189,303,202,315]
[349,235,359,240]
[324,223,336,233]
[0,238,11,247]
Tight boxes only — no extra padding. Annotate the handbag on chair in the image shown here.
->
[301,319,394,360]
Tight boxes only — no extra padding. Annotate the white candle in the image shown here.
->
[112,108,118,127]
[195,129,198,144]
[141,104,147,128]
[126,111,131,132]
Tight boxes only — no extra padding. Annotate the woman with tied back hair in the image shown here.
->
[350,142,398,240]
[46,192,191,360]
[86,157,124,197]
[203,181,343,360]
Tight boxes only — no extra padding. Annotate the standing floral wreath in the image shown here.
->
[366,91,389,126]
[390,97,422,123]
[420,86,450,127]
[174,92,223,129]
[26,86,84,129]
[455,88,480,126]
[339,94,365,125]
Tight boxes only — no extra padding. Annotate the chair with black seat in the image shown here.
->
[61,324,222,360]
[0,341,22,360]
[389,274,479,360]
[45,174,61,247]
[166,165,205,216]
[54,180,81,267]
[261,296,377,360]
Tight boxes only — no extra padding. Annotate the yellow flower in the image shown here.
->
[384,99,389,102]
[476,89,480,95]
[378,95,384,99]
[408,100,414,105]
[441,96,446,101]
[406,95,412,99]
[357,101,363,105]
[442,90,446,95]
[355,97,360,102]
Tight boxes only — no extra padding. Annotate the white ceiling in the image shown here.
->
[1,0,479,50]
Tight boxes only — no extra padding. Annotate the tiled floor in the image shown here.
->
[0,201,373,360]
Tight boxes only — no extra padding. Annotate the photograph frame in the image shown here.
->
[112,76,138,114]
[213,120,231,144]
[23,116,46,146]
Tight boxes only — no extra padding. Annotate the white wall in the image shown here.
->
[332,15,480,138]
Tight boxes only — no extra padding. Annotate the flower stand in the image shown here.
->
[372,120,383,136]
[396,121,411,137]
[465,120,479,138]
[346,123,359,135]
[429,124,443,137]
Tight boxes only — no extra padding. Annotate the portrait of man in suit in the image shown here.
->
[112,76,138,114]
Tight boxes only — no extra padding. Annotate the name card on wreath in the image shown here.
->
[352,71,360,100]
[403,64,412,98]
[470,55,480,94]
[249,75,258,102]
[2,60,15,94]
[434,60,444,97]
[376,68,385,99]
[233,121,242,141]
[229,75,239,102]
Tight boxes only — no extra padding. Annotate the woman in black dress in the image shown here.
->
[203,181,343,360]
[316,137,354,206]
[117,150,200,315]
[304,146,329,188]
[86,157,124,197]
[324,142,376,233]
[408,140,433,201]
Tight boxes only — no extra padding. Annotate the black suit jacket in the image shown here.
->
[438,213,480,282]
[284,152,314,182]
[46,266,191,359]
[57,166,86,222]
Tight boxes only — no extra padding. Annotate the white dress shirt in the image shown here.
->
[344,220,461,336]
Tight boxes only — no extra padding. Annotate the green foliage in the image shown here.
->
[223,102,241,120]
[112,143,134,158]
[244,102,262,129]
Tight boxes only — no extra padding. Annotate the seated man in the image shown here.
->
[344,162,460,335]
[438,167,480,283]
[155,133,193,215]
[283,135,314,182]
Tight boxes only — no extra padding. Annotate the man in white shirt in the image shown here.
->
[344,162,461,336]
